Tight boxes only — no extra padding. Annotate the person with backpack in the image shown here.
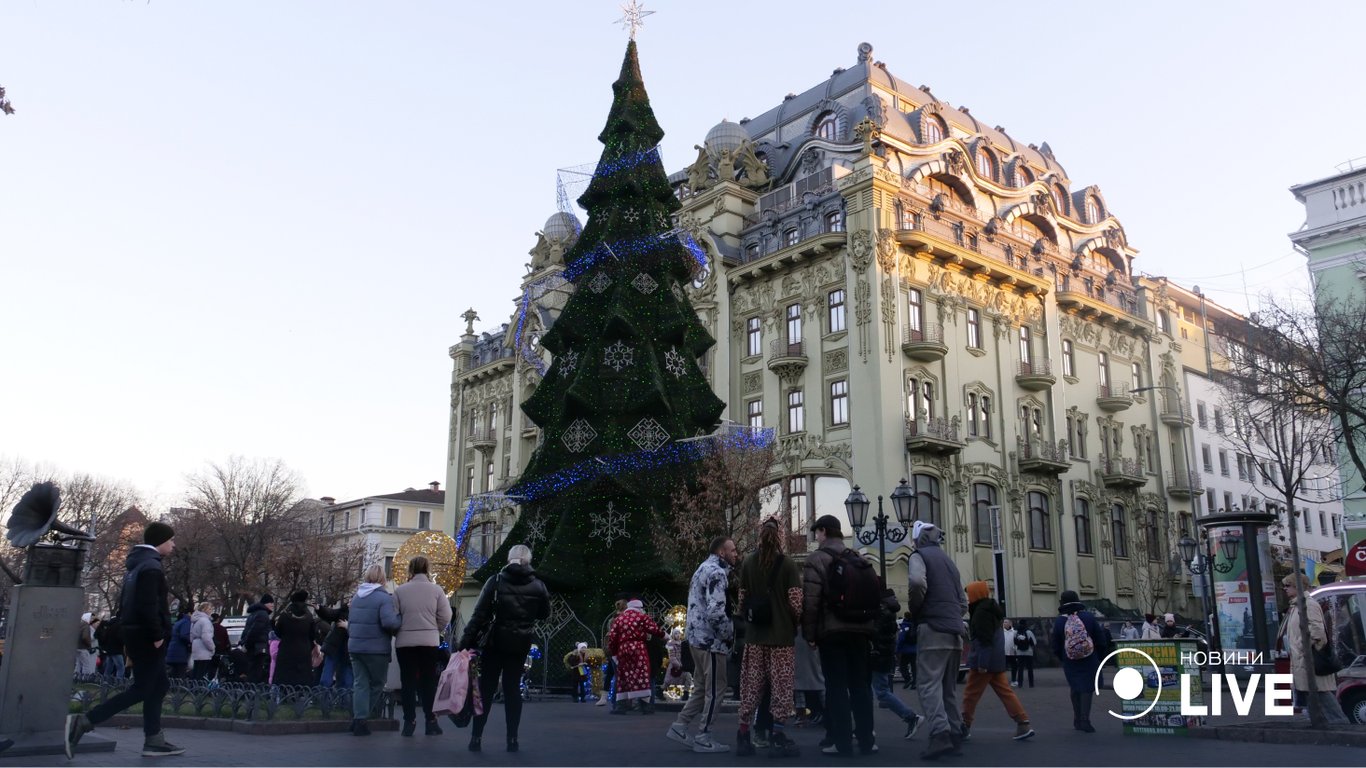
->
[906,520,967,761]
[960,581,1034,742]
[733,518,802,758]
[896,612,917,689]
[801,514,878,757]
[1051,590,1108,733]
[165,609,192,678]
[100,614,126,679]
[665,536,737,754]
[1011,619,1036,688]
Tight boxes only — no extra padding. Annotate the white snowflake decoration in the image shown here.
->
[664,347,687,379]
[671,283,685,301]
[524,514,548,546]
[590,502,631,548]
[562,419,598,452]
[628,417,670,452]
[631,272,658,294]
[604,340,634,372]
[558,349,580,374]
[622,207,641,223]
[588,272,611,294]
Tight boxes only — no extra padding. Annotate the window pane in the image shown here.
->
[912,474,942,529]
[830,380,849,426]
[829,289,846,333]
[973,483,998,546]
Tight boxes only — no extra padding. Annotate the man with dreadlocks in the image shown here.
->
[733,519,803,758]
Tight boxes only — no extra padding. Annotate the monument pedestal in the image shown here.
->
[1,730,115,758]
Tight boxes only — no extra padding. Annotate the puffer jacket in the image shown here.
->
[685,554,734,655]
[801,538,875,643]
[190,610,215,661]
[394,574,453,648]
[460,563,550,650]
[348,583,401,656]
[240,602,273,655]
[165,615,192,665]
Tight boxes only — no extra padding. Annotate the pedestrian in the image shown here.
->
[394,555,453,736]
[1012,619,1036,688]
[793,626,825,729]
[1119,621,1139,641]
[1160,613,1189,639]
[320,608,353,689]
[907,520,967,761]
[240,593,276,684]
[1140,613,1161,640]
[1002,619,1018,686]
[1279,573,1349,724]
[802,514,879,757]
[75,613,99,677]
[733,518,802,758]
[568,641,596,702]
[607,599,664,714]
[896,612,917,689]
[600,597,625,707]
[65,521,185,758]
[348,564,400,735]
[272,591,323,687]
[100,614,126,680]
[460,543,550,753]
[960,581,1035,741]
[664,536,738,754]
[166,609,192,678]
[872,585,923,741]
[1051,590,1109,733]
[189,603,216,680]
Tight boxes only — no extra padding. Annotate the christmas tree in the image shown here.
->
[471,40,725,617]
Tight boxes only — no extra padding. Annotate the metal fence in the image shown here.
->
[71,674,393,721]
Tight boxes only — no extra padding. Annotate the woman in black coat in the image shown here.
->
[272,590,323,687]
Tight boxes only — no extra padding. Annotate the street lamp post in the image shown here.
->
[1180,528,1241,676]
[845,479,916,582]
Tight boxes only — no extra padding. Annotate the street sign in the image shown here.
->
[1345,522,1366,578]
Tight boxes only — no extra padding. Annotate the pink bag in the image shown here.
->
[434,650,482,717]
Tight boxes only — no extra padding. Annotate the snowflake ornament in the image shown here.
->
[524,514,548,547]
[628,417,670,452]
[671,283,685,301]
[664,347,687,379]
[622,207,641,223]
[590,502,631,548]
[603,340,635,371]
[562,419,598,452]
[588,272,612,294]
[631,272,658,294]
[558,349,580,374]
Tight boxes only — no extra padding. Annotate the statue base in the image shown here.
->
[0,730,115,758]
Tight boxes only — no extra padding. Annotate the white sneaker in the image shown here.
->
[596,694,607,707]
[692,733,729,753]
[666,723,691,746]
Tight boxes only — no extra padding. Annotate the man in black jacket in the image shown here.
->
[65,522,186,758]
[239,593,276,684]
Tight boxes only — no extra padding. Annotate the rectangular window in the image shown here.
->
[746,317,762,357]
[784,228,799,247]
[1223,491,1234,512]
[1213,407,1225,434]
[1075,498,1093,554]
[907,378,934,422]
[967,392,979,437]
[787,476,808,532]
[487,461,495,490]
[386,507,399,527]
[1098,352,1110,388]
[489,402,498,434]
[912,474,942,529]
[1218,450,1229,476]
[980,395,992,439]
[1196,401,1208,428]
[1131,362,1142,392]
[1028,491,1052,550]
[1145,510,1161,561]
[966,308,981,349]
[828,289,846,334]
[787,390,805,434]
[972,483,998,546]
[384,556,394,579]
[465,466,475,498]
[1062,339,1075,377]
[1333,515,1341,537]
[1201,444,1212,472]
[786,303,802,346]
[1111,505,1129,558]
[1066,415,1076,457]
[344,510,351,530]
[747,399,763,429]
[1320,511,1327,536]
[830,379,849,426]
[418,510,431,530]
[825,210,844,233]
[907,289,924,334]
[1018,325,1032,365]
[1074,417,1087,459]
[1205,488,1216,515]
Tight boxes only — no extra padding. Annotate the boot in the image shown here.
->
[402,719,416,737]
[507,737,519,753]
[351,719,371,737]
[426,718,443,735]
[736,729,755,757]
[768,731,800,758]
[1079,720,1096,733]
[920,731,955,761]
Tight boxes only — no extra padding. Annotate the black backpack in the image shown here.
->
[1014,630,1032,651]
[823,547,880,622]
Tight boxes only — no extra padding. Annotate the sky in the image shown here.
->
[2,1,1363,509]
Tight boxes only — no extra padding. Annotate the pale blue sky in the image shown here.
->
[2,1,1362,508]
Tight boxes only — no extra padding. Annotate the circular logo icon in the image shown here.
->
[1347,540,1366,578]
[1097,647,1162,721]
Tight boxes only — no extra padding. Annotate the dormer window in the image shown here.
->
[923,117,944,144]
[814,111,838,141]
[975,148,996,181]
[1013,164,1032,188]
[1051,184,1070,216]
[1085,196,1104,224]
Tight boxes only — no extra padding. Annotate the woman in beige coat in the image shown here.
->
[393,556,453,735]
[1279,573,1348,723]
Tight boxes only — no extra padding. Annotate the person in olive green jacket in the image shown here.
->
[733,519,803,758]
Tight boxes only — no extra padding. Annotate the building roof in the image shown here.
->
[368,488,445,505]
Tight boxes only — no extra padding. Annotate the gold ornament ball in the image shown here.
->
[392,530,466,596]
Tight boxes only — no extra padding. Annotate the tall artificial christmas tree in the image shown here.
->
[471,39,725,619]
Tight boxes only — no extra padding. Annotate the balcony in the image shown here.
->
[902,324,948,362]
[1015,359,1056,391]
[767,338,807,382]
[1159,399,1195,428]
[1166,470,1202,500]
[470,428,498,453]
[1096,383,1133,412]
[904,415,964,456]
[1017,436,1071,475]
[1054,274,1147,330]
[1101,457,1147,489]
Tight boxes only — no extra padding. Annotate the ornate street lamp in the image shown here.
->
[845,479,913,581]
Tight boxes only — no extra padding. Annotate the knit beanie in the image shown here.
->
[143,521,175,547]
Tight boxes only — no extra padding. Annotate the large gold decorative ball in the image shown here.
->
[392,530,466,596]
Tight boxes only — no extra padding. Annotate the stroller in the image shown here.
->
[218,647,251,683]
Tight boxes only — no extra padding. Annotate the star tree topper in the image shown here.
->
[615,0,654,40]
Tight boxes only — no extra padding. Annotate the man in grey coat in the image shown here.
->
[906,521,967,760]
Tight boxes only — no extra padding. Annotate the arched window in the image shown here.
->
[1144,509,1162,561]
[1085,196,1103,224]
[972,483,999,546]
[976,148,996,180]
[923,117,944,144]
[1074,498,1093,554]
[1028,491,1052,550]
[814,111,838,141]
[1012,163,1032,188]
[1111,504,1129,558]
[912,473,942,529]
[1051,184,1070,216]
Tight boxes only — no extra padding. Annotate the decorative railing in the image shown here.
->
[1018,359,1053,377]
[1018,436,1068,462]
[1167,471,1203,493]
[1103,457,1144,477]
[1098,383,1131,399]
[70,674,394,721]
[905,415,962,443]
[770,338,805,358]
[902,323,945,345]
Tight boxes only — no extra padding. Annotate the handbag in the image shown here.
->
[741,555,785,626]
[1312,641,1342,677]
[310,643,324,669]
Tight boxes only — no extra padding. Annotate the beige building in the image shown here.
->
[446,43,1211,617]
[317,482,447,579]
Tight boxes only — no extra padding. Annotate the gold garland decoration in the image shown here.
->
[391,530,466,596]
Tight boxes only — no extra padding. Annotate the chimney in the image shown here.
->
[429,481,441,492]
[320,497,335,506]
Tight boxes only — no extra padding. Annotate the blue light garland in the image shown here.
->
[590,147,662,180]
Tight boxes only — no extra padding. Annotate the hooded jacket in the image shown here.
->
[460,562,550,650]
[240,602,273,654]
[349,583,401,655]
[166,614,192,665]
[871,589,902,673]
[906,523,967,640]
[190,610,215,661]
[686,554,735,655]
[801,538,875,643]
[117,545,171,645]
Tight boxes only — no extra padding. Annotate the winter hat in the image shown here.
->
[143,521,175,547]
[912,520,937,543]
[1163,613,1175,623]
[260,593,276,606]
[626,599,644,612]
[576,642,588,651]
[81,612,93,623]
[965,580,991,604]
[810,514,843,537]
[291,590,309,604]
[1059,590,1081,609]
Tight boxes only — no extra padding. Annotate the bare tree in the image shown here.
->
[657,438,778,575]
[0,85,14,116]
[261,500,370,608]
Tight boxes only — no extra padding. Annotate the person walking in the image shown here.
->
[75,613,99,677]
[733,519,802,758]
[100,614,126,680]
[165,609,191,678]
[802,514,879,757]
[665,536,738,754]
[348,564,400,736]
[240,593,276,684]
[959,581,1034,742]
[907,521,967,761]
[1012,620,1036,688]
[394,555,453,736]
[607,599,663,714]
[1279,573,1349,724]
[896,612,917,689]
[460,544,550,753]
[1051,590,1109,733]
[189,603,217,680]
[272,591,323,687]
[872,586,923,741]
[65,521,185,758]
[1002,619,1018,687]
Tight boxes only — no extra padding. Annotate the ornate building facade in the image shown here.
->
[447,43,1214,616]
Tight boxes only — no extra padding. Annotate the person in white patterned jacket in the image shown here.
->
[664,536,738,754]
